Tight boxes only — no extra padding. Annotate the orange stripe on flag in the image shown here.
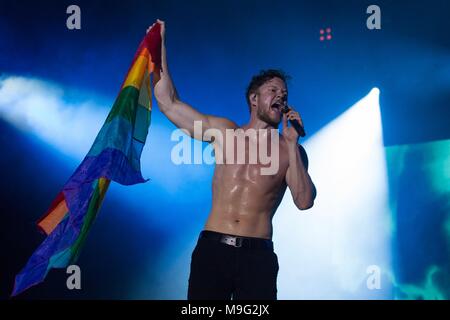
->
[37,199,69,235]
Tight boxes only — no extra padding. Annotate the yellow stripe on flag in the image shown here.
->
[98,178,110,201]
[122,48,150,90]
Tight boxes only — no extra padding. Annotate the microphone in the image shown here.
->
[281,104,306,137]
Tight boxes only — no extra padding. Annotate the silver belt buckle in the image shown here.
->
[222,235,243,247]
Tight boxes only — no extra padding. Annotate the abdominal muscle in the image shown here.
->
[204,161,288,240]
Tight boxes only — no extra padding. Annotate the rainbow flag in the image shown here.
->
[12,24,162,296]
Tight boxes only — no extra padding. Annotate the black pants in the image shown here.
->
[188,230,279,300]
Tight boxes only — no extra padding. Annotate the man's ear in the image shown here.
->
[251,93,257,107]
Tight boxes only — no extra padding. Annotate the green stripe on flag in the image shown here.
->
[106,86,140,125]
[70,179,110,263]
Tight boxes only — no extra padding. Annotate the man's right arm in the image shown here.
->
[151,20,236,141]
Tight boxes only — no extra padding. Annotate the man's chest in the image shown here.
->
[213,133,290,180]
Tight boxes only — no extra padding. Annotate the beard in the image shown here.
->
[257,107,280,128]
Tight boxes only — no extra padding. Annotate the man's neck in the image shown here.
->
[242,114,277,131]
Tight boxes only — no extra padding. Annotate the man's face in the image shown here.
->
[252,77,288,127]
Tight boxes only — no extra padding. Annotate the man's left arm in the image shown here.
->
[285,143,316,210]
[282,109,316,210]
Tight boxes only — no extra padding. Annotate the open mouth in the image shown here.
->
[271,102,284,116]
[271,102,282,110]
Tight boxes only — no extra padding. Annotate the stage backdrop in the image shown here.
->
[1,0,449,299]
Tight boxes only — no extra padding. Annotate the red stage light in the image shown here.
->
[319,27,332,41]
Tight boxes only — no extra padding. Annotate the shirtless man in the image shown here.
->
[150,20,316,300]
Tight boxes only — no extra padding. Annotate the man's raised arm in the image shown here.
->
[150,20,236,142]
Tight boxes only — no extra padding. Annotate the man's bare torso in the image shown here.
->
[204,125,291,239]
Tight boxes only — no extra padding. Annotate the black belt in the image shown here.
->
[199,230,273,250]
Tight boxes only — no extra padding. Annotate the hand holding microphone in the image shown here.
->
[281,104,306,137]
